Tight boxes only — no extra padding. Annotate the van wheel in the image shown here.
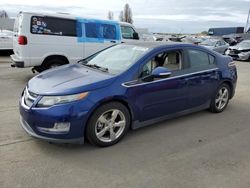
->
[86,102,130,147]
[44,59,67,70]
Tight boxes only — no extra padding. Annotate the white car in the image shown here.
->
[0,30,13,50]
[225,40,250,61]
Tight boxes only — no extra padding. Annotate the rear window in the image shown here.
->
[30,16,76,37]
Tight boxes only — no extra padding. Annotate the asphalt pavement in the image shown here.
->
[0,56,250,188]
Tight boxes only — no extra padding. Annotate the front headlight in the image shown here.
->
[37,92,89,107]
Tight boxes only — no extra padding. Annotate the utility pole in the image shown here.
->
[245,8,250,33]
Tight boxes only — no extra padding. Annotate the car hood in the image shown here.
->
[28,64,116,95]
[229,45,250,51]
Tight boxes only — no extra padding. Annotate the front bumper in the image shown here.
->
[226,50,250,61]
[19,93,95,144]
[20,117,84,144]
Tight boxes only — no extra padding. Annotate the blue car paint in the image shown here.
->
[19,43,237,143]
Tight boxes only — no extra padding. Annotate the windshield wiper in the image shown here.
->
[84,64,109,72]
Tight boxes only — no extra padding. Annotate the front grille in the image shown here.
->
[23,88,38,108]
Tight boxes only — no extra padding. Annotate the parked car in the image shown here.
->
[0,30,13,50]
[200,38,229,54]
[11,12,140,72]
[181,36,204,45]
[19,42,237,147]
[225,40,250,61]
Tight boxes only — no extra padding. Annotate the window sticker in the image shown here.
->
[31,16,76,36]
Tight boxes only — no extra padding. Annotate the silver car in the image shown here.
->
[200,38,229,54]
[225,40,250,61]
[0,30,13,50]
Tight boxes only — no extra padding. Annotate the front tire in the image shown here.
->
[209,83,230,113]
[86,102,130,147]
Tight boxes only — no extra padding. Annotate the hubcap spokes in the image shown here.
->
[95,109,126,142]
[215,87,229,110]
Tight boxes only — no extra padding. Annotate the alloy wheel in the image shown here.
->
[95,109,126,143]
[215,87,229,110]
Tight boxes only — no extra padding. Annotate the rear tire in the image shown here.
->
[44,58,67,70]
[34,58,67,73]
[86,102,130,147]
[209,83,230,113]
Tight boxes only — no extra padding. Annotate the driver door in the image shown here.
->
[126,49,189,122]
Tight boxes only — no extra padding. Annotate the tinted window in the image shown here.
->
[188,50,211,68]
[85,23,117,40]
[121,26,135,39]
[101,24,116,39]
[31,16,76,36]
[85,23,99,38]
[209,54,215,64]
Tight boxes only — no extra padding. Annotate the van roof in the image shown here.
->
[19,11,77,20]
[19,11,118,24]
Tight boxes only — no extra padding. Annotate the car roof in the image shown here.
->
[122,41,198,49]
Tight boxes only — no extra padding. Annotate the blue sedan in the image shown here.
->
[19,42,237,147]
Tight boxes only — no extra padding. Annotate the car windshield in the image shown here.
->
[237,41,250,48]
[200,39,217,46]
[82,44,149,74]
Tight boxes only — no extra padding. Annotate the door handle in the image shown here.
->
[110,40,116,43]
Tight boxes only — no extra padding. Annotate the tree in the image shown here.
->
[119,4,133,24]
[107,11,114,20]
[0,10,8,18]
[200,31,208,35]
[119,11,124,22]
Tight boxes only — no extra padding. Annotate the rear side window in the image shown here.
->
[30,16,76,37]
[187,49,215,68]
[85,22,117,40]
[85,23,98,38]
[102,24,116,39]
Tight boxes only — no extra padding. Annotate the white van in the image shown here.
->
[11,12,140,72]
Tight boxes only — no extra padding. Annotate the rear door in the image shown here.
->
[185,48,220,108]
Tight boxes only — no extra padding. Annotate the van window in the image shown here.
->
[85,22,117,40]
[101,24,116,40]
[85,23,99,38]
[121,26,136,39]
[30,16,76,37]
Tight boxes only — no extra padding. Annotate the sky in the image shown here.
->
[0,0,250,33]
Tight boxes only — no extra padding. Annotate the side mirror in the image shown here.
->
[133,32,139,40]
[152,67,172,78]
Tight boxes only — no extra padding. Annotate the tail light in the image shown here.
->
[18,35,27,45]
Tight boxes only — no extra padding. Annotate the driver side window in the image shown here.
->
[140,50,183,78]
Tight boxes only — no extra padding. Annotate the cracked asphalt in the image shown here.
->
[0,54,250,188]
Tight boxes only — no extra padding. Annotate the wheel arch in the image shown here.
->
[42,55,70,66]
[84,97,134,135]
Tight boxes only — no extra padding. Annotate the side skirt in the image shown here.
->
[132,101,210,130]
